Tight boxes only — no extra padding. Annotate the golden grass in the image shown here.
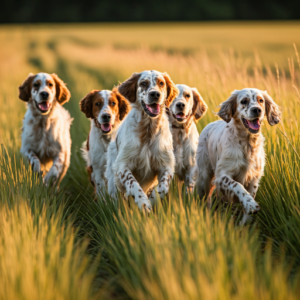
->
[1,22,300,299]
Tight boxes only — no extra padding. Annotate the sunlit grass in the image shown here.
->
[1,23,300,299]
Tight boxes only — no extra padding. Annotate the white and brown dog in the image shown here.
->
[168,84,207,192]
[80,87,130,195]
[195,88,281,224]
[105,70,178,212]
[19,72,72,185]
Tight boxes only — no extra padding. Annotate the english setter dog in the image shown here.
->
[168,84,207,192]
[105,70,178,212]
[195,88,281,224]
[80,87,130,195]
[19,72,72,185]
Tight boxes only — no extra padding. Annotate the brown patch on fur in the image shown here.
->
[232,194,240,203]
[86,132,90,151]
[191,88,208,121]
[112,87,131,121]
[51,73,71,105]
[118,73,141,103]
[257,96,264,108]
[87,165,94,187]
[80,90,101,119]
[218,90,238,123]
[262,91,281,126]
[163,72,178,107]
[19,73,36,102]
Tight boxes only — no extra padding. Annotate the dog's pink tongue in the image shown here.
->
[38,102,51,111]
[101,123,111,132]
[248,119,260,130]
[176,113,185,118]
[146,103,160,114]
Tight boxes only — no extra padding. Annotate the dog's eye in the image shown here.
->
[241,99,248,105]
[185,94,190,98]
[48,83,53,87]
[259,98,264,103]
[159,81,164,87]
[33,83,39,88]
[95,102,101,106]
[141,82,147,87]
[111,102,116,107]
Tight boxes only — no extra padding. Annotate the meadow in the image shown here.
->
[1,22,300,299]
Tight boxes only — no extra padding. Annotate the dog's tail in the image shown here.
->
[81,141,90,166]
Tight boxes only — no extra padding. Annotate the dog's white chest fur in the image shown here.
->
[172,122,199,183]
[21,104,72,170]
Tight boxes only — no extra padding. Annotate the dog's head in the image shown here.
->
[218,88,281,134]
[80,87,130,134]
[118,70,178,119]
[18,72,71,115]
[169,84,207,124]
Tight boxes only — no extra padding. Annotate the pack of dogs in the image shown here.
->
[18,70,281,224]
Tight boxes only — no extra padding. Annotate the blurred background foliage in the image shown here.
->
[1,0,300,23]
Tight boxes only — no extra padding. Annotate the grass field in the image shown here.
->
[1,22,300,299]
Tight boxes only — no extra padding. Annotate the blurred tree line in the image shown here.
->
[1,0,299,22]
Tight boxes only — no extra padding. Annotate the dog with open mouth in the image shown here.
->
[105,70,178,212]
[80,88,130,195]
[19,72,72,185]
[168,84,208,192]
[194,88,281,224]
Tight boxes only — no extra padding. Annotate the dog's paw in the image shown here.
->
[44,167,59,185]
[31,159,41,173]
[244,197,260,214]
[186,185,194,194]
[142,202,152,213]
[239,213,253,226]
[136,194,152,213]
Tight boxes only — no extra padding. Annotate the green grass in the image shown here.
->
[1,22,300,299]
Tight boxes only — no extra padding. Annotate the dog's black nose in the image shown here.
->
[40,91,49,100]
[102,113,111,121]
[176,102,185,110]
[149,91,160,100]
[251,107,262,115]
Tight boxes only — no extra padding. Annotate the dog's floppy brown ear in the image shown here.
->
[191,88,208,122]
[118,73,141,103]
[163,72,179,107]
[19,73,36,102]
[51,73,71,105]
[80,90,99,119]
[113,87,131,121]
[217,90,239,123]
[262,90,281,126]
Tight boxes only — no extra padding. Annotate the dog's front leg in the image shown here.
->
[93,169,106,196]
[239,177,262,225]
[215,175,260,220]
[185,166,196,193]
[44,152,65,185]
[25,149,41,173]
[117,168,152,212]
[149,168,173,205]
[245,177,260,199]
